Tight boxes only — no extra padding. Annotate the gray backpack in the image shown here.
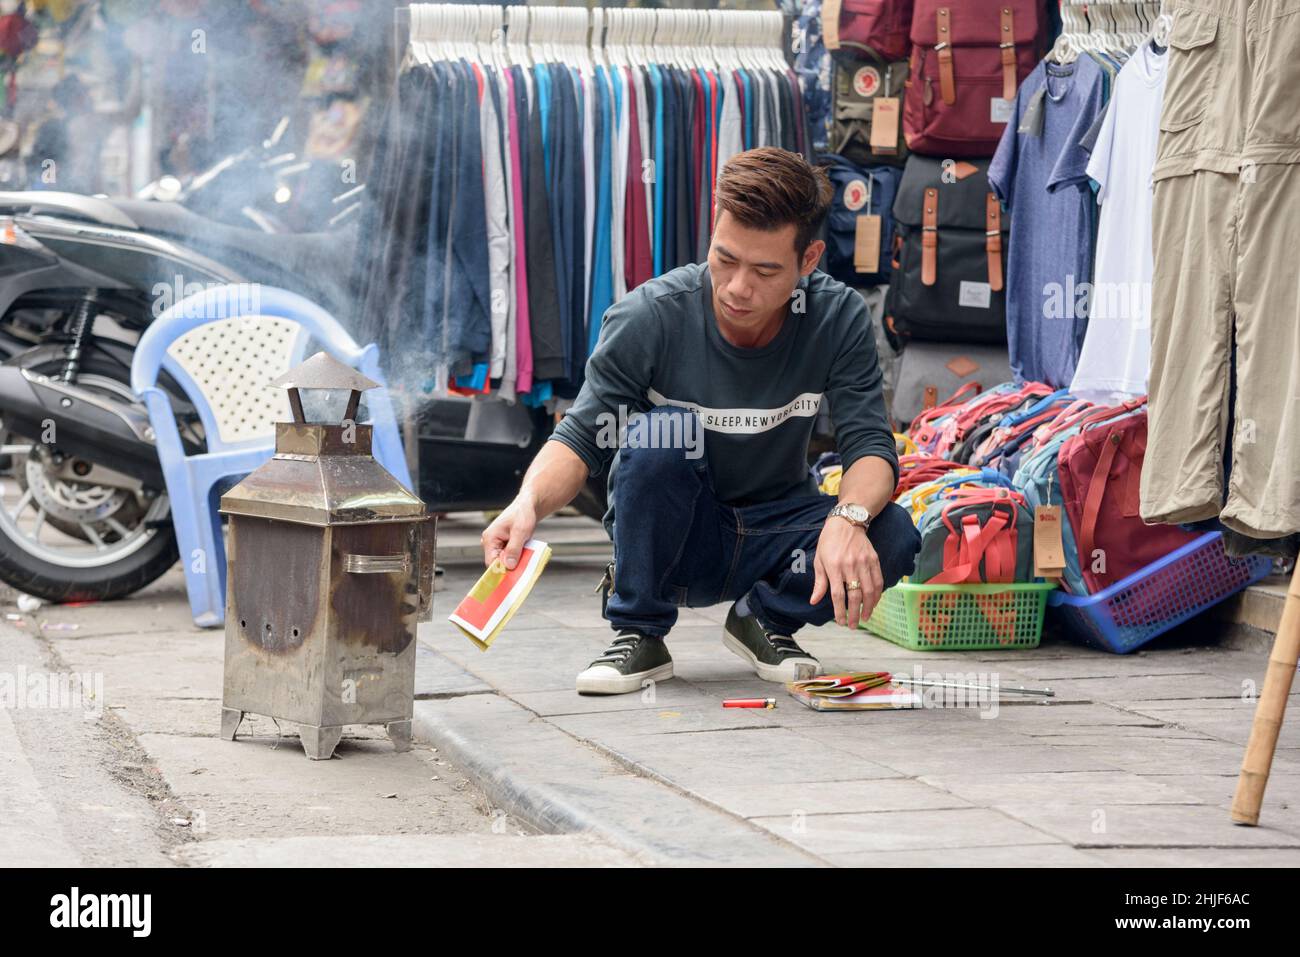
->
[830,49,909,168]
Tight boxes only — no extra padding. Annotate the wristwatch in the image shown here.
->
[827,503,872,530]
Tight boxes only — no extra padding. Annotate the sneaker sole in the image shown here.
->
[722,626,817,683]
[576,662,675,696]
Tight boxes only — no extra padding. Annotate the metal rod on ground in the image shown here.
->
[1232,560,1300,826]
[891,677,1054,698]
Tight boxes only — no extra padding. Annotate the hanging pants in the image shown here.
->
[1142,0,1300,539]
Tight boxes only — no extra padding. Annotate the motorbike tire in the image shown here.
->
[0,346,180,603]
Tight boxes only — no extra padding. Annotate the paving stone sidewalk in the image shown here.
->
[417,513,1300,867]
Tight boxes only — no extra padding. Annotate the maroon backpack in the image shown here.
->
[1057,410,1198,594]
[825,0,914,62]
[902,0,1044,156]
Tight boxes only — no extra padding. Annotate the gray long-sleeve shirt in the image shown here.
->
[550,262,897,510]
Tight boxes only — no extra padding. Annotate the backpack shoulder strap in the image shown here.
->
[986,193,1003,291]
[1077,429,1123,565]
[922,186,939,285]
[936,6,956,105]
[999,6,1017,100]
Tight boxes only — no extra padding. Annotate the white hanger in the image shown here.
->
[441,6,456,62]
[532,7,546,66]
[418,5,436,65]
[721,10,737,72]
[744,13,760,71]
[452,6,465,61]
[476,6,491,66]
[452,7,466,61]
[605,9,620,70]
[579,8,593,73]
[493,5,507,70]
[529,6,542,64]
[545,7,558,66]
[405,6,422,66]
[505,6,523,68]
[669,10,683,70]
[629,9,643,68]
[618,9,631,70]
[1153,0,1173,48]
[428,6,444,63]
[709,10,726,72]
[681,10,692,69]
[644,9,656,70]
[683,10,697,70]
[689,10,705,71]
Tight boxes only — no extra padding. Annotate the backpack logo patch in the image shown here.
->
[843,178,870,211]
[852,65,881,98]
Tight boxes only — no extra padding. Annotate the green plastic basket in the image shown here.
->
[862,582,1056,651]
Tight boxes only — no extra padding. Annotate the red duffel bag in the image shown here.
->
[903,0,1044,156]
[1057,410,1198,595]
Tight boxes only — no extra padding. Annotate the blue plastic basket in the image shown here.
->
[1047,532,1273,654]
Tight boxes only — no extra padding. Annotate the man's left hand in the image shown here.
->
[810,516,884,629]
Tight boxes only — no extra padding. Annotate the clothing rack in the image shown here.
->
[362,2,804,421]
[1051,0,1167,63]
[393,4,789,72]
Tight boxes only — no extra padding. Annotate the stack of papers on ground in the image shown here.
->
[448,539,552,651]
[786,672,921,711]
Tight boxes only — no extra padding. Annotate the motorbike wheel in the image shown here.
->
[0,348,180,603]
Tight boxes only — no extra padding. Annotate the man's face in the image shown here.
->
[707,210,824,329]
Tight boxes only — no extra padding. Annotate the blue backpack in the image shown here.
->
[818,153,900,285]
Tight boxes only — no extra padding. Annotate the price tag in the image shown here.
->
[854,214,882,272]
[1034,505,1067,579]
[871,97,900,154]
[822,0,842,49]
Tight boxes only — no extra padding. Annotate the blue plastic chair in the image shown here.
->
[131,284,413,628]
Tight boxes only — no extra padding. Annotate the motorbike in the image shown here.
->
[137,117,365,235]
[0,136,604,605]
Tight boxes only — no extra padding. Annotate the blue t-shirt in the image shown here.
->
[988,55,1106,389]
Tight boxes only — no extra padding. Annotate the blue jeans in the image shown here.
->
[605,408,921,637]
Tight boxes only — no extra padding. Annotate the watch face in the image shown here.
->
[838,504,871,524]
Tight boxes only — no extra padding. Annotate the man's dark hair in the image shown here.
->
[714,147,834,257]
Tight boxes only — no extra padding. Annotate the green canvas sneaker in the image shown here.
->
[723,603,819,682]
[576,630,674,695]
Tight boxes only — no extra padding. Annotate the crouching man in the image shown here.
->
[482,147,920,694]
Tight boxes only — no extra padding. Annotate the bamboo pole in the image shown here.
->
[1231,560,1300,825]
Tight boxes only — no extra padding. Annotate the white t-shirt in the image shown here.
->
[1069,42,1168,404]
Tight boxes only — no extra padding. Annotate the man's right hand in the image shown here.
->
[481,493,538,570]
[481,439,592,569]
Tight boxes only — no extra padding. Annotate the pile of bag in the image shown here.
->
[894,382,1198,595]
